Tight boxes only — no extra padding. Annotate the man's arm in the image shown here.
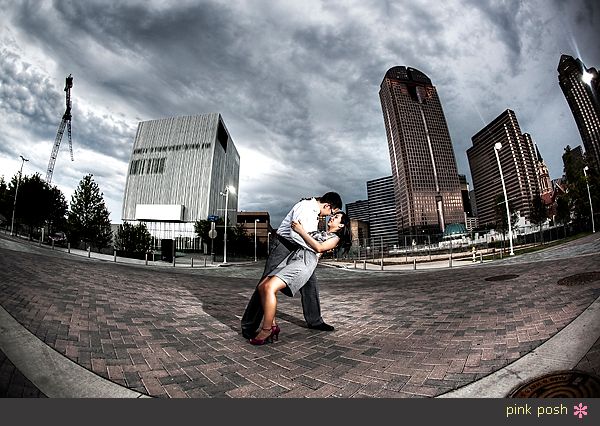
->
[290,200,318,246]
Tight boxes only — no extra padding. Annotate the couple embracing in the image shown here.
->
[241,192,351,345]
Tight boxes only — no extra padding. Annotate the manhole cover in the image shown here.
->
[484,274,520,282]
[557,272,600,286]
[508,370,600,398]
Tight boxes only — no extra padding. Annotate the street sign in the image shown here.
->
[208,230,217,239]
[208,215,219,222]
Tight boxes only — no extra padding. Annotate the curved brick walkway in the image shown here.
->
[0,233,599,398]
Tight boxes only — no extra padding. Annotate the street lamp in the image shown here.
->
[10,155,29,236]
[254,219,259,262]
[583,166,595,233]
[493,143,514,256]
[219,185,235,263]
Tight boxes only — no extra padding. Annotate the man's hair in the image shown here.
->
[317,192,343,210]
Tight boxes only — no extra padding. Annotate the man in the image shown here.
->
[241,192,343,339]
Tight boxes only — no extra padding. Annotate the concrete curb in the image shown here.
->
[0,306,150,398]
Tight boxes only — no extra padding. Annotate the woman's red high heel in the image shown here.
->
[271,324,280,341]
[249,328,274,346]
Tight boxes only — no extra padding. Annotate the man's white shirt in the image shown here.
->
[277,198,320,250]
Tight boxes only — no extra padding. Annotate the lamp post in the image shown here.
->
[10,155,29,236]
[254,219,259,262]
[493,142,514,256]
[584,166,595,233]
[219,185,235,263]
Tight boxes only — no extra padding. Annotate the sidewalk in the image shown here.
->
[1,232,599,398]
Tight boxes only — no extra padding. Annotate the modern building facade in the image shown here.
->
[237,211,272,257]
[366,176,398,248]
[346,199,370,223]
[458,174,473,217]
[558,54,600,172]
[379,66,464,234]
[467,109,540,226]
[122,113,240,242]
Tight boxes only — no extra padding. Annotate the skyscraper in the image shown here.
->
[346,199,370,223]
[379,66,464,234]
[122,113,240,241]
[467,109,540,226]
[558,55,600,172]
[366,176,398,247]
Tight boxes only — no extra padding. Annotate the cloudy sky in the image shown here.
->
[1,0,598,225]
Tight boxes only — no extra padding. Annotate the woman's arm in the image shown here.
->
[291,221,339,253]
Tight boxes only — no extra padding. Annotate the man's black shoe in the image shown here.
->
[308,323,335,331]
[241,330,257,339]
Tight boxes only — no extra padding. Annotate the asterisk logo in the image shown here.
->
[574,403,588,419]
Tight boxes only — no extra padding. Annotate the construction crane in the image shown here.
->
[46,74,74,183]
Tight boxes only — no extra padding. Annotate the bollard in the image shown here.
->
[413,258,416,270]
[172,256,176,267]
[363,259,366,270]
[145,253,148,266]
[191,258,194,268]
[354,260,357,269]
[114,250,117,262]
[68,242,70,253]
[381,259,384,271]
[480,253,483,264]
[449,254,452,268]
[52,240,55,250]
[152,253,155,262]
[204,257,207,267]
[88,247,91,258]
[39,236,42,247]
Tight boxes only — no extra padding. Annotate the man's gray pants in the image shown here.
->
[240,238,324,339]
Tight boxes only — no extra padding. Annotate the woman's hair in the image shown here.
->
[332,211,352,250]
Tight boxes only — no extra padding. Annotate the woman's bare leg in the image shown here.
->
[255,276,286,339]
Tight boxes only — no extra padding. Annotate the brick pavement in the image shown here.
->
[0,234,599,398]
[0,349,46,398]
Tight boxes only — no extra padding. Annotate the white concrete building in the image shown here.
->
[122,113,240,243]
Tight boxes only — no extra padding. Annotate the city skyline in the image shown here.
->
[0,1,599,226]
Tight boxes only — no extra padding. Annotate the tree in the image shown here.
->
[114,222,152,258]
[67,174,113,250]
[229,223,250,256]
[0,176,9,226]
[1,173,68,237]
[561,146,588,228]
[529,194,548,244]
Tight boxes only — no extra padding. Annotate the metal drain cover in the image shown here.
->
[508,370,600,398]
[557,272,600,286]
[484,274,520,282]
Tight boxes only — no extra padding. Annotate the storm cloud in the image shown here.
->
[0,0,598,224]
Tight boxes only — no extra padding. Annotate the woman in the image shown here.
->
[249,211,352,345]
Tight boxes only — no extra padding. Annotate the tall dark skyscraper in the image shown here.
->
[558,54,600,172]
[467,109,540,226]
[379,66,464,234]
[366,176,398,247]
[346,199,370,223]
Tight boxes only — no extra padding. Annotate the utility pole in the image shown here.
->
[10,155,29,236]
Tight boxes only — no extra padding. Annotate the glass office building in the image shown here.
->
[379,66,464,234]
[558,54,600,172]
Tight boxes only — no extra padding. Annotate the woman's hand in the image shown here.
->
[291,220,304,233]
